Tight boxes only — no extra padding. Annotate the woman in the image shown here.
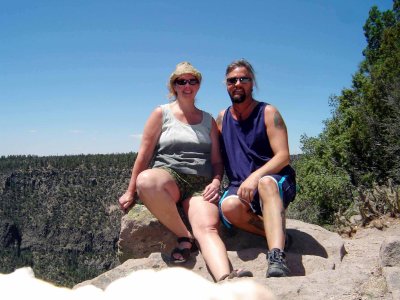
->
[118,62,235,281]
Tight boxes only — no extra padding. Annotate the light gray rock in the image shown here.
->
[382,267,400,300]
[380,236,400,267]
[380,236,400,299]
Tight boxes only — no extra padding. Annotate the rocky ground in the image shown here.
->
[337,217,400,299]
[75,208,400,300]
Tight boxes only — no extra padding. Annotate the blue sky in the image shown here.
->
[0,0,394,156]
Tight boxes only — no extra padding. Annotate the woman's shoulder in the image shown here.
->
[146,105,165,123]
[201,109,213,119]
[156,103,173,117]
[151,105,165,115]
[201,109,215,124]
[158,103,169,111]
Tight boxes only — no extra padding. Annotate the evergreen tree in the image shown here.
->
[291,1,400,225]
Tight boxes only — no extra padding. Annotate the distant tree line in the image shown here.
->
[0,153,136,172]
[0,153,136,287]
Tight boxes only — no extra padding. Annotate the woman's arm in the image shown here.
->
[118,107,163,210]
[202,117,224,203]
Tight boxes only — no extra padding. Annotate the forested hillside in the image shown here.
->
[288,1,400,228]
[0,153,135,287]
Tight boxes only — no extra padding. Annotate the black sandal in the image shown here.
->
[170,237,197,264]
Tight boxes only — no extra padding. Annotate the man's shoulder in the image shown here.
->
[216,108,227,126]
[263,103,278,114]
[218,108,227,116]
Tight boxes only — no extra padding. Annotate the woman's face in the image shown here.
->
[173,73,200,100]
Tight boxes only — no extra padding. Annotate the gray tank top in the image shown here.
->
[151,104,213,178]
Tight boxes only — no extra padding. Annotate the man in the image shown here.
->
[216,59,297,277]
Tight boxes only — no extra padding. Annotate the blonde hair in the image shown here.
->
[167,62,202,100]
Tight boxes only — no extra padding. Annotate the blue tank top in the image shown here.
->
[221,102,294,187]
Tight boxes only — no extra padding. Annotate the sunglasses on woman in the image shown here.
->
[175,79,200,86]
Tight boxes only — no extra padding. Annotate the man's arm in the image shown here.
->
[237,105,290,202]
[261,104,291,172]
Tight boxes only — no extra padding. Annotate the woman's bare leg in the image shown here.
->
[136,168,192,239]
[183,196,230,281]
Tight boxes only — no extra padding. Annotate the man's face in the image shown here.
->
[226,67,253,104]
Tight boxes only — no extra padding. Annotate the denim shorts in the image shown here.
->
[218,173,296,228]
[160,167,211,202]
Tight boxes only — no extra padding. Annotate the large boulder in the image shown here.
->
[380,236,400,267]
[76,206,400,300]
[117,205,177,263]
[380,235,400,299]
[116,205,345,278]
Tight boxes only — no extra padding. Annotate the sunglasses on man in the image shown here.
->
[226,77,252,85]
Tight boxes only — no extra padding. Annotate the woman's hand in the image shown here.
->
[202,182,220,203]
[118,191,136,212]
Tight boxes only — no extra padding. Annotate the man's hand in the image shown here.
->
[237,174,260,203]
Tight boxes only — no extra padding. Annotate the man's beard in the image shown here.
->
[229,93,246,104]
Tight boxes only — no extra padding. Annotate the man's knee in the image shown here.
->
[258,177,283,208]
[258,177,278,196]
[221,196,242,221]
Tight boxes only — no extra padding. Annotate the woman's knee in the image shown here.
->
[192,221,219,239]
[136,170,156,191]
[137,169,180,203]
[190,209,219,236]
